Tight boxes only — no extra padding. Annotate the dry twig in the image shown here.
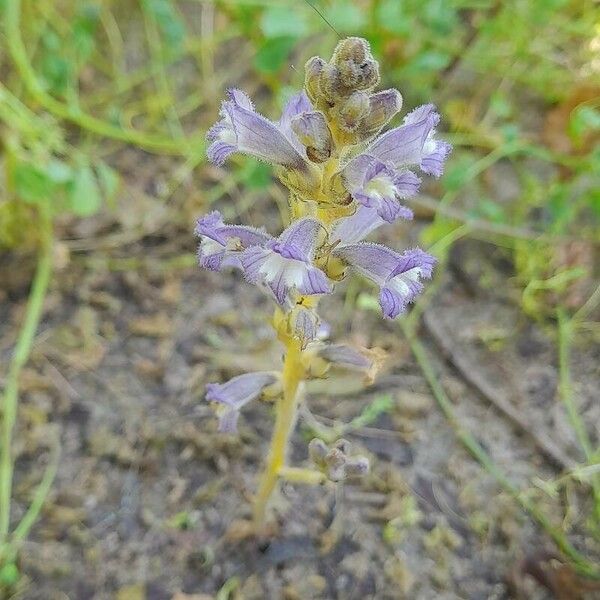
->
[421,311,576,471]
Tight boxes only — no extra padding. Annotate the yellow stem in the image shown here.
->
[253,335,304,529]
[279,467,326,485]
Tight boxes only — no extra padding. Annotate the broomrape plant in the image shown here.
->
[196,38,450,528]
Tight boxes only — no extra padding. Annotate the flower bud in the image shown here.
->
[292,111,332,163]
[308,438,328,464]
[309,438,370,482]
[318,63,343,104]
[289,304,320,349]
[304,56,325,103]
[359,89,403,140]
[336,91,370,131]
[345,456,370,478]
[326,448,347,482]
[331,37,380,93]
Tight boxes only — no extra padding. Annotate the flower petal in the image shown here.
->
[333,242,400,284]
[206,371,277,408]
[421,140,452,177]
[368,105,436,167]
[289,305,320,349]
[279,91,313,131]
[380,248,436,318]
[218,409,240,434]
[330,205,386,245]
[366,103,451,177]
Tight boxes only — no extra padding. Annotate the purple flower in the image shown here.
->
[241,218,332,306]
[195,211,271,271]
[207,89,311,169]
[206,371,278,433]
[343,155,418,223]
[333,245,436,319]
[363,104,452,177]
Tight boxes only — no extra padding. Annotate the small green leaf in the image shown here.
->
[96,162,120,207]
[349,394,394,430]
[375,0,408,34]
[424,0,458,34]
[569,106,600,143]
[489,92,512,119]
[442,155,473,192]
[254,36,297,74]
[240,161,272,189]
[473,198,506,224]
[14,162,53,204]
[357,292,379,312]
[39,31,72,95]
[500,123,520,143]
[0,562,20,586]
[72,4,100,63]
[405,51,451,74]
[69,165,102,216]
[420,219,458,248]
[142,0,185,49]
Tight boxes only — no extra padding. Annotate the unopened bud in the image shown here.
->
[345,456,370,478]
[331,37,380,93]
[292,111,332,163]
[336,91,370,131]
[304,56,325,103]
[289,305,320,349]
[333,438,351,454]
[359,89,403,139]
[318,63,343,104]
[308,438,328,464]
[308,438,370,482]
[325,446,347,482]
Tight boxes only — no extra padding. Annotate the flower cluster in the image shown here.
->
[198,38,450,441]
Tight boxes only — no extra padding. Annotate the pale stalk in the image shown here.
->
[252,335,304,528]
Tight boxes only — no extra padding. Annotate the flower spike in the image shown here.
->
[197,37,450,527]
